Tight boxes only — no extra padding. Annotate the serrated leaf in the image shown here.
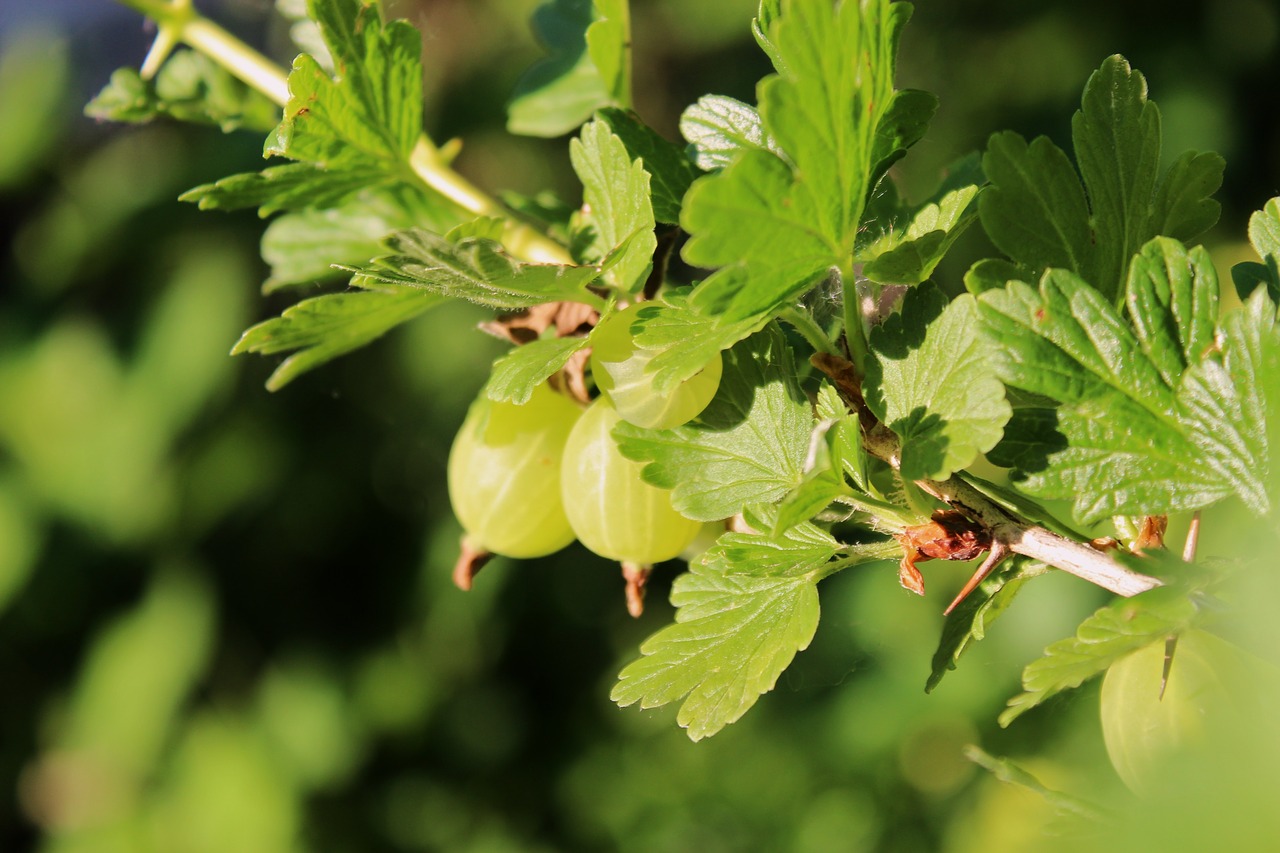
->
[350,228,604,310]
[963,258,1033,295]
[679,0,923,325]
[260,189,460,291]
[85,52,280,133]
[926,558,1041,693]
[613,555,818,742]
[679,94,779,171]
[268,0,423,168]
[1125,237,1219,386]
[979,55,1224,302]
[980,246,1275,523]
[1233,197,1280,302]
[865,284,1010,481]
[596,108,700,225]
[999,586,1199,726]
[614,326,810,521]
[569,118,656,291]
[508,0,613,137]
[485,337,589,404]
[180,162,395,216]
[629,284,774,396]
[233,288,443,390]
[612,515,897,741]
[758,0,910,246]
[586,0,629,107]
[860,183,981,285]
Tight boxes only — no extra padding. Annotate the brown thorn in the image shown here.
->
[944,541,1011,616]
[452,537,494,591]
[621,562,652,618]
[1182,511,1202,563]
[1160,634,1179,700]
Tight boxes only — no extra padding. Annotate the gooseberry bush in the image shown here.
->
[96,0,1279,794]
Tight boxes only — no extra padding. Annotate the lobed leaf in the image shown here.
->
[865,284,1011,481]
[233,288,444,390]
[267,0,423,168]
[508,0,613,137]
[180,163,395,216]
[628,284,775,396]
[979,56,1224,302]
[612,514,897,741]
[351,228,604,310]
[614,325,810,521]
[1232,197,1280,302]
[569,118,656,291]
[678,0,924,328]
[679,94,778,172]
[981,244,1276,523]
[85,52,280,133]
[484,337,589,404]
[597,108,701,225]
[999,587,1199,726]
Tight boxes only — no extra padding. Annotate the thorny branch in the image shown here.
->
[814,354,1163,600]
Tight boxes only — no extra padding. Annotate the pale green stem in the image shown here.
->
[779,307,839,357]
[115,0,573,264]
[839,264,870,372]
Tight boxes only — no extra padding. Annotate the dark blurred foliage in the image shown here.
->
[1,1,1278,851]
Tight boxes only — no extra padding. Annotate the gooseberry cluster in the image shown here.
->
[447,304,722,611]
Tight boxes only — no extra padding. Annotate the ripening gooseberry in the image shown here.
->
[1100,629,1249,794]
[561,396,702,563]
[448,383,581,558]
[590,302,722,429]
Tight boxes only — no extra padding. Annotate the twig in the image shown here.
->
[862,424,1162,599]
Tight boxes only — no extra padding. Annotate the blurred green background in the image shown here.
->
[1,1,1278,851]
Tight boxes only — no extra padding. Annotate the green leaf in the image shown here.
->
[180,163,396,216]
[1232,197,1280,302]
[350,228,604,310]
[980,243,1275,523]
[260,189,460,291]
[979,55,1224,302]
[569,118,656,291]
[586,0,630,107]
[860,183,981,285]
[596,108,701,225]
[629,284,775,396]
[612,513,897,741]
[1125,235,1219,386]
[679,94,778,171]
[773,391,861,534]
[999,587,1199,726]
[267,0,423,167]
[614,326,811,521]
[85,52,280,134]
[679,0,922,324]
[865,284,1011,481]
[508,0,613,137]
[866,88,939,191]
[484,337,589,404]
[926,558,1042,693]
[233,288,444,391]
[759,0,910,245]
[962,258,1034,295]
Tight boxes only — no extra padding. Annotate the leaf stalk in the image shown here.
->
[116,0,573,264]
